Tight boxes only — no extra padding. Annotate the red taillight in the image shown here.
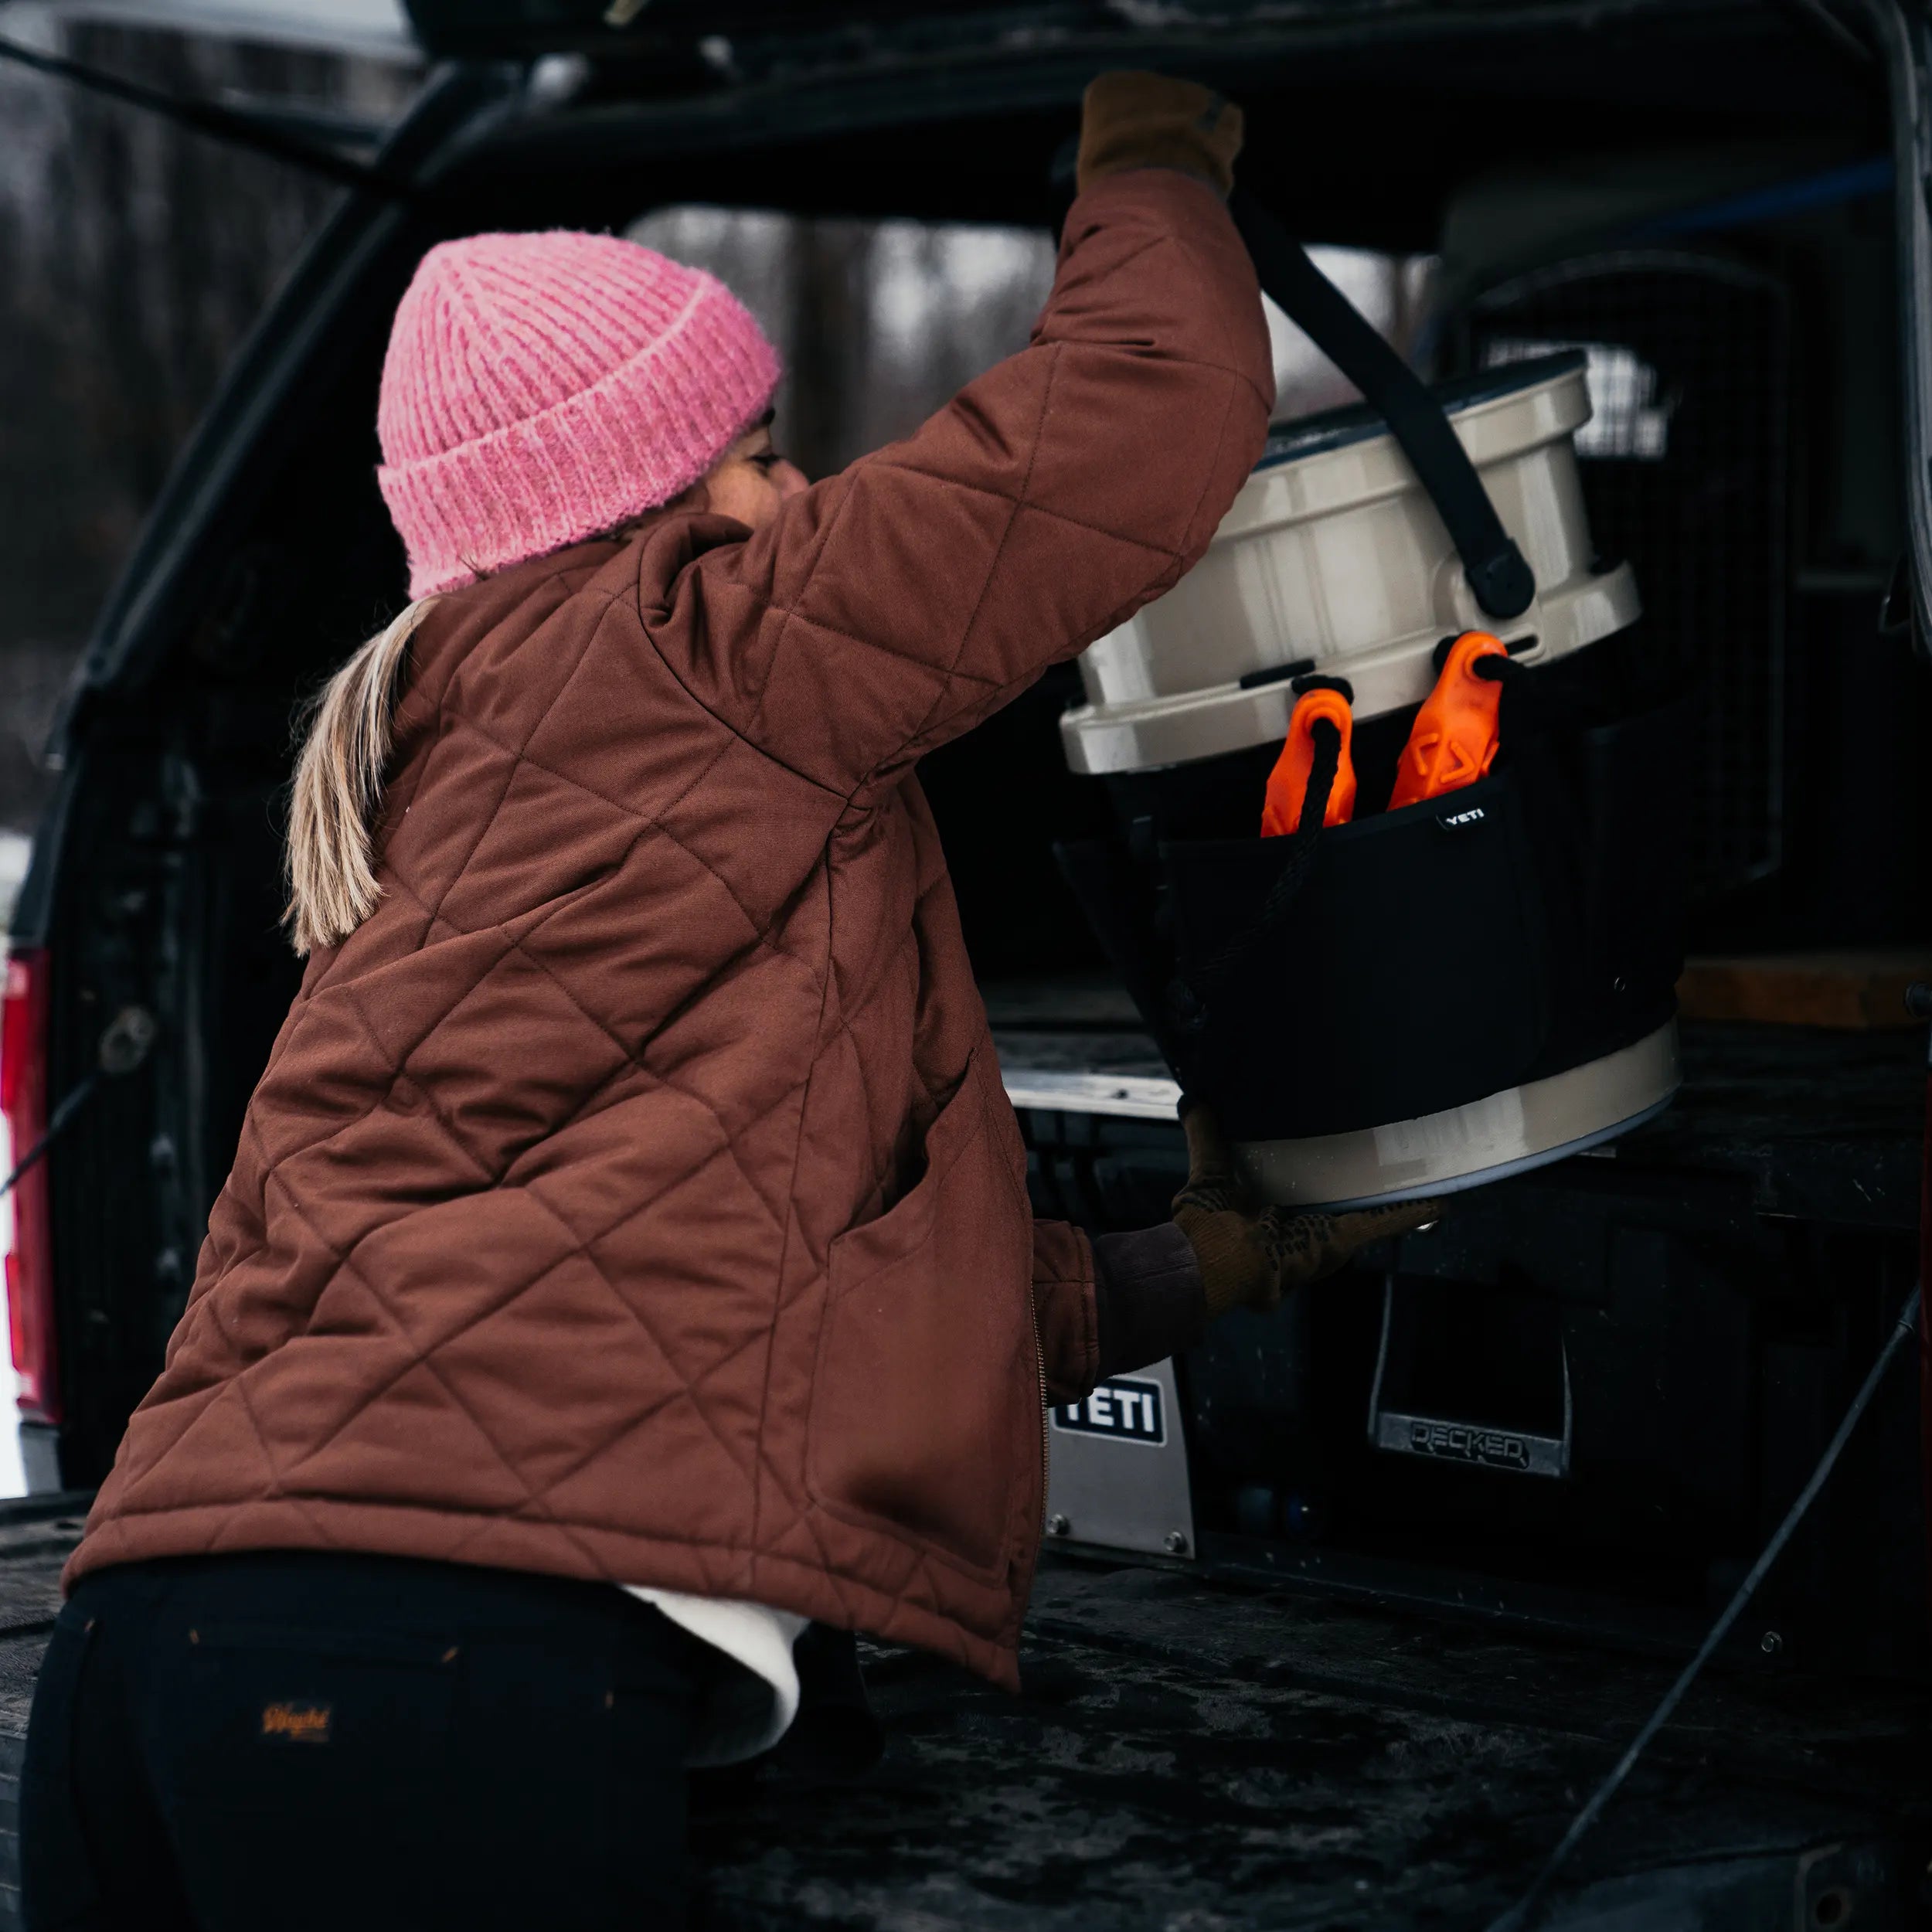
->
[1,950,59,1424]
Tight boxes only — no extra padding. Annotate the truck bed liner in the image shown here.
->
[0,1509,1920,1927]
[694,1559,1928,1929]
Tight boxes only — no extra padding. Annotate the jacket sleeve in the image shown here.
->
[669,168,1274,800]
[1033,1221,1101,1407]
[1032,1219,1207,1406]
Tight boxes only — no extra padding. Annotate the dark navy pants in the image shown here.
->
[20,1550,706,1930]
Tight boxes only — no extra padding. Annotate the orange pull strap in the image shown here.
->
[1261,687,1357,837]
[1387,631,1507,811]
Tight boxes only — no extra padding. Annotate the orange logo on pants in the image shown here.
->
[260,1701,332,1743]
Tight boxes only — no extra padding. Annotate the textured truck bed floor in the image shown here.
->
[692,1560,1931,1930]
[0,1519,1921,1928]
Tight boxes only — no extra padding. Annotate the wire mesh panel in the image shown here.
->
[1465,253,1791,903]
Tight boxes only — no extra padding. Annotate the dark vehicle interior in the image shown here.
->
[12,0,1932,1913]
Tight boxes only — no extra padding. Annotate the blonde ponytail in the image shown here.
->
[283,597,437,956]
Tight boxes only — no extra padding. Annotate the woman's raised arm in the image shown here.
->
[662,143,1274,799]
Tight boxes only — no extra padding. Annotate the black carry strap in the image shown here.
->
[1230,189,1536,623]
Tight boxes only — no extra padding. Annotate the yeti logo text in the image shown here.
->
[1437,805,1488,829]
[1053,1377,1165,1445]
[1407,1420,1530,1469]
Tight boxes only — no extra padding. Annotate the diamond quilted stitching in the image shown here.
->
[284,1358,549,1518]
[398,947,633,1179]
[519,631,740,827]
[509,838,768,1049]
[441,579,624,753]
[110,1385,276,1515]
[327,1188,587,1363]
[434,756,641,935]
[425,1250,747,1499]
[386,721,526,927]
[423,708,818,1000]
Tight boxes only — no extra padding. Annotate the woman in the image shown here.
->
[22,72,1433,1930]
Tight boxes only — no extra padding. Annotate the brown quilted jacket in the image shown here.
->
[69,171,1273,1685]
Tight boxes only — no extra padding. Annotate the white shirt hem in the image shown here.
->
[624,1586,808,1768]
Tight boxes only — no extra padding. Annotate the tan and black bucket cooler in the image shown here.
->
[1054,198,1689,1209]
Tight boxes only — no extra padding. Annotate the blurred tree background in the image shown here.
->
[0,8,417,833]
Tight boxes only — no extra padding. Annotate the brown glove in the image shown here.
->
[1172,1104,1442,1318]
[1076,70,1245,200]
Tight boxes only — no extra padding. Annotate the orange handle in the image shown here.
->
[1388,630,1507,811]
[1261,687,1357,836]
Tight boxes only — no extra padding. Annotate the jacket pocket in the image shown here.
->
[807,1048,1037,1582]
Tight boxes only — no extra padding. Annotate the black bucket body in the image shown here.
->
[1057,648,1695,1199]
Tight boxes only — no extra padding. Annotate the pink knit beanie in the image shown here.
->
[376,230,781,599]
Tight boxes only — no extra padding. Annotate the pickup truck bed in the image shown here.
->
[0,1500,1921,1930]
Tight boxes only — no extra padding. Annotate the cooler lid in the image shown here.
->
[1258,349,1587,471]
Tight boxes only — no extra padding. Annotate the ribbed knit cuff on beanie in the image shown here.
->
[376,230,782,600]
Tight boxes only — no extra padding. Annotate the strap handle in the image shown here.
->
[1230,189,1536,623]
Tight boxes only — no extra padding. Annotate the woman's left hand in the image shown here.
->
[1172,1103,1441,1317]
